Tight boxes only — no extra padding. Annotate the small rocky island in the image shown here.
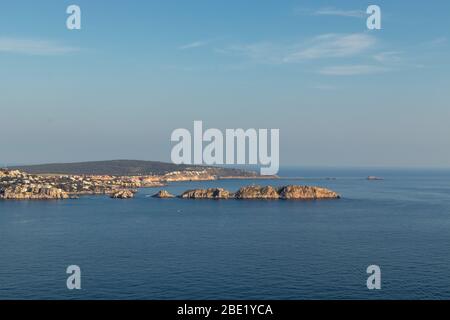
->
[153,190,175,198]
[110,189,136,199]
[155,185,340,200]
[367,176,384,181]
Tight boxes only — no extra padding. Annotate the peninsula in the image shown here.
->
[0,160,274,200]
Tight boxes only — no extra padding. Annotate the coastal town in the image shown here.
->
[0,168,340,201]
[0,168,218,200]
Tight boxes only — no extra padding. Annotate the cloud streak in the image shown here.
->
[313,7,366,18]
[220,33,377,64]
[217,33,403,77]
[284,33,375,62]
[319,65,389,76]
[0,37,79,55]
[373,51,402,63]
[178,41,208,50]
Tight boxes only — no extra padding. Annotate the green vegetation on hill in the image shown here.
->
[11,160,258,177]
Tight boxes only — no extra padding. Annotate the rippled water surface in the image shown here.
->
[1,167,450,299]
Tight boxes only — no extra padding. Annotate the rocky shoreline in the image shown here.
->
[0,169,163,200]
[0,169,339,201]
[0,184,70,200]
[0,169,179,200]
[0,168,277,200]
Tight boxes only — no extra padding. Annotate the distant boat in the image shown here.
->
[367,176,384,181]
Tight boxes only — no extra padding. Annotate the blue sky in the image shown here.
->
[1,0,450,167]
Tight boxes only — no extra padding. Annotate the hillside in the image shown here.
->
[10,160,258,177]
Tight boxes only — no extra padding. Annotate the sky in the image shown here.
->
[1,0,449,167]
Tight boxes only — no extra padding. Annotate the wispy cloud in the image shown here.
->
[217,42,286,64]
[220,33,377,64]
[0,37,79,55]
[295,6,365,18]
[373,51,402,63]
[217,33,401,77]
[284,33,376,62]
[178,41,208,50]
[313,7,366,18]
[319,65,389,76]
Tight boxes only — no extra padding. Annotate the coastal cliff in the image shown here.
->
[0,169,69,199]
[162,170,216,182]
[0,185,69,200]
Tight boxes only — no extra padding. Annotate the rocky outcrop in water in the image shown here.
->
[277,185,340,200]
[180,188,232,199]
[234,185,279,199]
[178,185,340,200]
[110,189,135,199]
[152,190,175,198]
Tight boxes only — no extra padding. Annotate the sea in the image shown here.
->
[1,167,450,300]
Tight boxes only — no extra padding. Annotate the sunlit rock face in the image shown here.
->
[152,190,175,198]
[234,186,280,199]
[110,189,135,199]
[0,184,69,200]
[178,185,340,200]
[180,188,232,199]
[277,185,340,200]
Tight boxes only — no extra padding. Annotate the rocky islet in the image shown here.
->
[175,185,340,200]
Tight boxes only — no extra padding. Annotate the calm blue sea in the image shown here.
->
[1,167,450,300]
